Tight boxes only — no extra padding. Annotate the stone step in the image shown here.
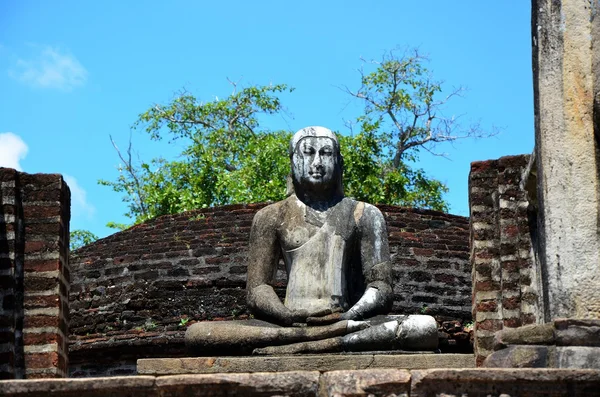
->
[137,353,475,375]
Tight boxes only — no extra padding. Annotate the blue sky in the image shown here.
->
[0,1,534,239]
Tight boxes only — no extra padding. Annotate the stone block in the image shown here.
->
[0,376,158,397]
[555,319,600,347]
[137,354,475,375]
[557,347,600,369]
[411,368,600,397]
[155,372,319,397]
[320,369,410,397]
[482,345,552,368]
[493,323,555,350]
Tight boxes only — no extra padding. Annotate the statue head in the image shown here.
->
[289,126,344,200]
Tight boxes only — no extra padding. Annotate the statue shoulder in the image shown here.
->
[353,201,386,230]
[252,196,298,228]
[253,201,284,227]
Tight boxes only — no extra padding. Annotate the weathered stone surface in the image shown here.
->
[0,376,157,396]
[557,347,600,369]
[555,318,600,347]
[482,345,552,368]
[370,353,475,370]
[185,319,353,356]
[156,372,319,397]
[533,0,600,320]
[3,368,600,397]
[186,127,439,355]
[137,354,475,375]
[494,323,555,350]
[320,369,410,397]
[410,368,600,397]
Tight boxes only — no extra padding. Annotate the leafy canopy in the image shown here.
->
[100,50,493,228]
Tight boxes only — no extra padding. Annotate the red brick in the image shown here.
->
[435,273,456,283]
[502,296,521,310]
[470,160,495,173]
[24,351,59,369]
[503,317,522,328]
[24,332,63,346]
[521,313,537,325]
[501,261,519,272]
[22,205,61,219]
[412,248,435,256]
[24,276,59,292]
[24,294,60,310]
[24,315,60,328]
[477,319,503,332]
[476,300,498,312]
[475,281,501,292]
[24,240,59,254]
[24,259,61,272]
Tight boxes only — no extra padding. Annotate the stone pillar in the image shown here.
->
[0,168,70,378]
[532,0,600,321]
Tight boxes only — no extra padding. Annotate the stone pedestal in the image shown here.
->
[137,354,476,375]
[483,319,600,368]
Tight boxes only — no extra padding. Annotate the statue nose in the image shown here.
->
[311,154,322,167]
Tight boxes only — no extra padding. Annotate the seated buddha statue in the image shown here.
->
[185,126,438,355]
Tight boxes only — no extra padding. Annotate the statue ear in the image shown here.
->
[285,174,294,196]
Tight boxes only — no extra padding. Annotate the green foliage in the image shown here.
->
[70,229,99,251]
[340,131,448,209]
[99,49,492,224]
[99,84,293,225]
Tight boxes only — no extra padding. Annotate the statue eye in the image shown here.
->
[303,147,315,155]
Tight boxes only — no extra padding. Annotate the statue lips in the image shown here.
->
[308,171,324,180]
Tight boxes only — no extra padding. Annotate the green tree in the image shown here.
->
[100,83,294,224]
[102,50,490,226]
[70,229,98,251]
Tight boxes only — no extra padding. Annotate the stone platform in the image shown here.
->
[137,353,475,375]
[3,369,600,396]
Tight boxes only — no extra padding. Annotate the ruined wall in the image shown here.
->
[69,203,470,376]
[0,168,71,379]
[469,155,543,366]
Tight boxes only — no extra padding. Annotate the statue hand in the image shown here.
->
[339,309,357,321]
[290,309,310,324]
[306,312,342,325]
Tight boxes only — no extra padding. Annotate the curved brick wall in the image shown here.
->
[68,203,470,376]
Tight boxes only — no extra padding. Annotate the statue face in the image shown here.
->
[292,136,339,191]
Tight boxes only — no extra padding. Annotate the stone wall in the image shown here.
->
[469,155,543,366]
[69,203,470,376]
[2,368,600,396]
[0,168,71,379]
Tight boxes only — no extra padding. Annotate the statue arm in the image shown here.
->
[342,204,393,320]
[246,205,303,325]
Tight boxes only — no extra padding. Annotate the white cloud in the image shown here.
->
[10,46,88,91]
[63,174,95,219]
[0,132,28,171]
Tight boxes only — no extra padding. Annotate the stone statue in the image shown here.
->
[186,126,438,355]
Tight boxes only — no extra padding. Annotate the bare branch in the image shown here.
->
[109,134,149,218]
